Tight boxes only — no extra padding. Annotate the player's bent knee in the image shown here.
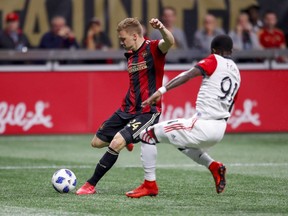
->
[91,140,100,148]
[91,136,108,148]
[109,133,126,152]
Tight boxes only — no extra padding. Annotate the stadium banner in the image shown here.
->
[0,70,287,135]
[0,0,287,48]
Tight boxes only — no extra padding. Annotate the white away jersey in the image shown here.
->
[195,54,241,120]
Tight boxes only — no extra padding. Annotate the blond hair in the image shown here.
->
[116,17,143,36]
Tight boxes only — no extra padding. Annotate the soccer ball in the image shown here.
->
[51,169,77,193]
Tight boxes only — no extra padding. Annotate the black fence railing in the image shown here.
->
[0,49,288,71]
[0,49,287,62]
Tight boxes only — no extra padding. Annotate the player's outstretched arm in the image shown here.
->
[164,67,202,92]
[142,67,202,107]
[149,18,174,53]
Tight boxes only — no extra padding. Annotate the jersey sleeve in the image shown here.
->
[149,40,166,57]
[195,54,218,76]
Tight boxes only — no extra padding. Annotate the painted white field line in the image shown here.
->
[125,163,288,168]
[0,163,288,170]
[0,205,99,216]
[0,165,92,170]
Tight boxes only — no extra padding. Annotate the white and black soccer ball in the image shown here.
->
[51,169,77,193]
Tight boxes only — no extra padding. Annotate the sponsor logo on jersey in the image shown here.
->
[127,61,148,73]
[0,101,53,134]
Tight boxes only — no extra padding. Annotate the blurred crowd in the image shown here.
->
[0,4,287,63]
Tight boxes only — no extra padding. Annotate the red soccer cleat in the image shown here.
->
[126,143,134,152]
[76,182,96,195]
[209,161,226,194]
[126,180,158,198]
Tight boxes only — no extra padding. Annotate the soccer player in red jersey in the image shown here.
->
[76,17,174,195]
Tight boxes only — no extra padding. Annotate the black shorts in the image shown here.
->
[96,110,160,144]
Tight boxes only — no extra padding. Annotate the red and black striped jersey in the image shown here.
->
[120,40,165,116]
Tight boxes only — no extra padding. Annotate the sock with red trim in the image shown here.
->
[178,148,214,168]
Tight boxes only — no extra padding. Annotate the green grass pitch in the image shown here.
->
[0,134,288,216]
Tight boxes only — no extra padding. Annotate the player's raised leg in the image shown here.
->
[178,148,226,194]
[126,118,227,197]
[175,118,227,193]
[209,160,226,194]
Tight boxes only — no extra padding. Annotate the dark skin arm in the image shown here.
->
[142,67,203,107]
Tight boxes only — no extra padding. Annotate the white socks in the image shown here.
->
[141,142,157,181]
[141,144,213,181]
[180,148,214,168]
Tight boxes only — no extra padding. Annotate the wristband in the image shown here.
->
[158,86,167,95]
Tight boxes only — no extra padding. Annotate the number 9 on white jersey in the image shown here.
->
[195,54,241,120]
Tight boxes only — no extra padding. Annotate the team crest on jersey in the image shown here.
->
[142,51,148,58]
[128,61,148,73]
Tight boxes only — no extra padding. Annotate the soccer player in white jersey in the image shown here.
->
[126,35,241,198]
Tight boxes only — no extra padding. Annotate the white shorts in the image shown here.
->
[153,115,227,149]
